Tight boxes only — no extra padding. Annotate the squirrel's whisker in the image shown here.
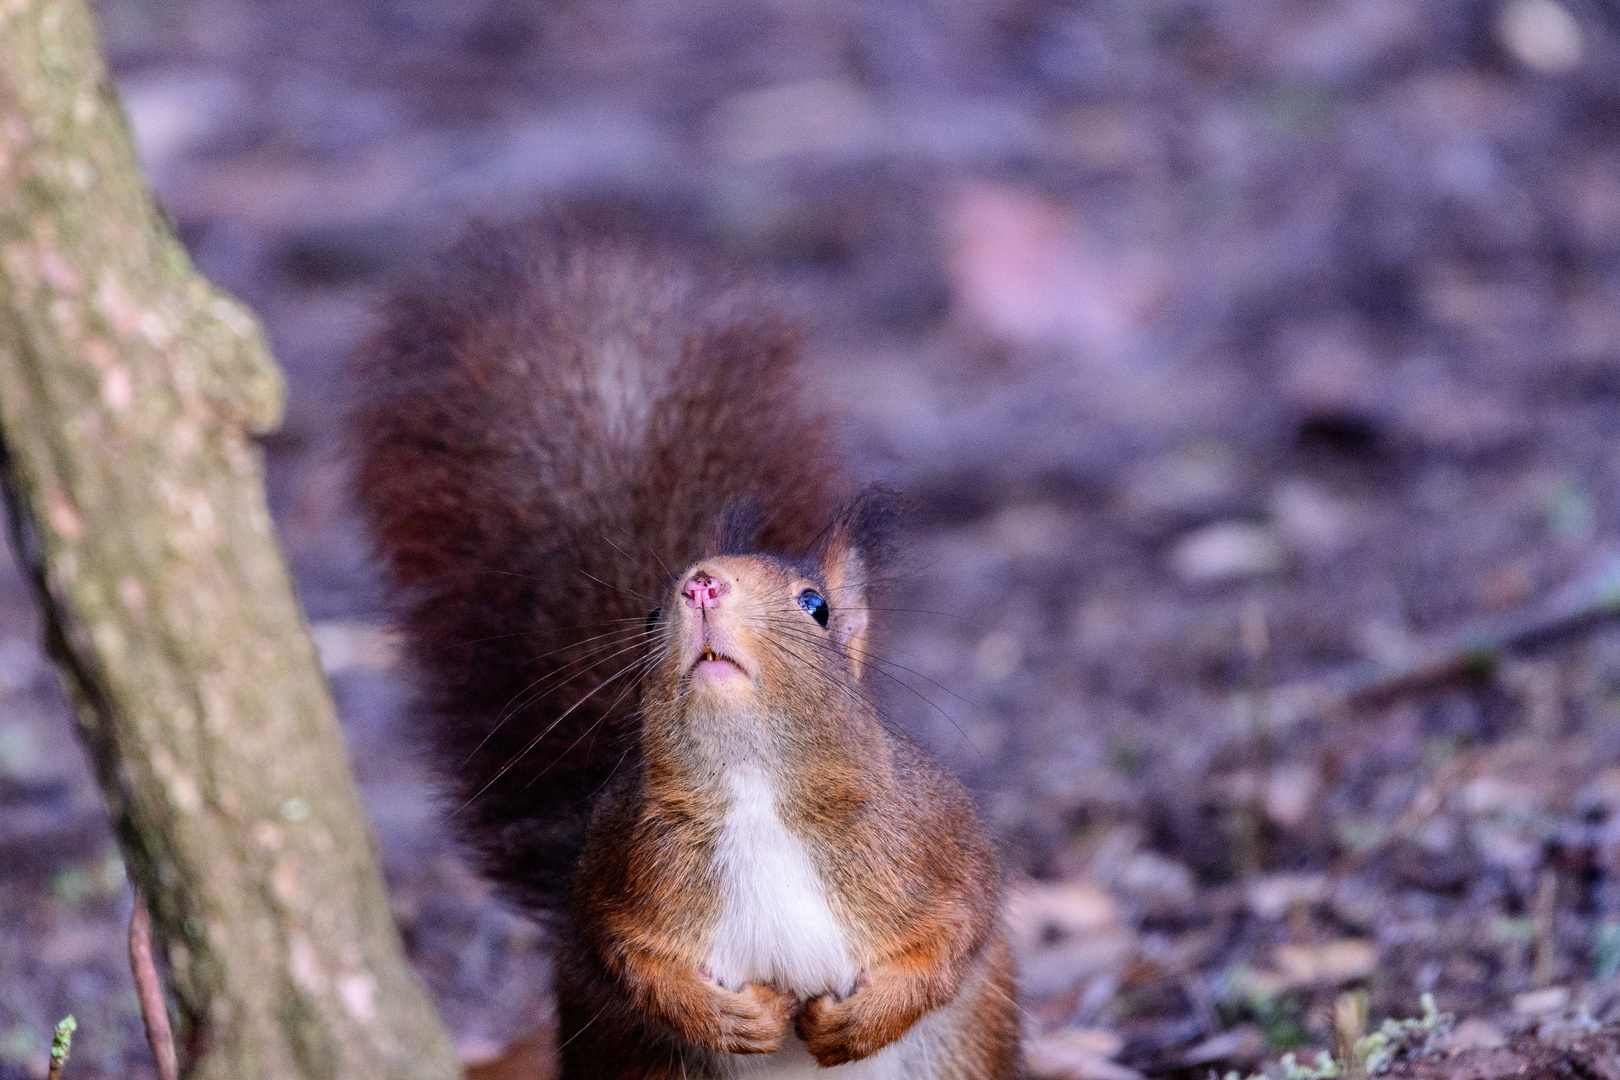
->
[464,632,659,771]
[450,651,654,819]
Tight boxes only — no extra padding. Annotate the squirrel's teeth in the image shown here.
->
[700,646,719,662]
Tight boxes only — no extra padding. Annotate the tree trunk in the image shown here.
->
[0,3,460,1079]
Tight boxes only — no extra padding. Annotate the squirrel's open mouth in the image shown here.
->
[688,644,747,678]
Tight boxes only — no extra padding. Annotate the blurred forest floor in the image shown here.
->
[9,0,1620,1077]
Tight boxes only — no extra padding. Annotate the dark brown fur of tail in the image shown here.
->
[346,221,845,916]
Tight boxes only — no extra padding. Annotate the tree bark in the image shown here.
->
[0,3,460,1079]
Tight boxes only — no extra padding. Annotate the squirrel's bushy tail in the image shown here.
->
[347,221,845,915]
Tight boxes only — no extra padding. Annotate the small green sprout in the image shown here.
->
[47,1016,75,1080]
[1218,994,1453,1080]
[1351,993,1452,1075]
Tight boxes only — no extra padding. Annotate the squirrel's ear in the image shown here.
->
[815,485,899,680]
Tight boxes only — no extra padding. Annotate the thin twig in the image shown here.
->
[1271,553,1620,724]
[1532,868,1560,989]
[1236,598,1271,878]
[1332,756,1464,877]
[129,887,179,1080]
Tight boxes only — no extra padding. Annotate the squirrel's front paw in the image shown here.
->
[702,978,794,1055]
[796,973,914,1067]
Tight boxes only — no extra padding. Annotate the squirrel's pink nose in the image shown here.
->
[682,573,728,609]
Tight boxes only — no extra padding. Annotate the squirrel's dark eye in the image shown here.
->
[645,607,661,635]
[797,589,829,628]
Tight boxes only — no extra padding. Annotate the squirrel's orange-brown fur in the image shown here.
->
[348,221,1019,1078]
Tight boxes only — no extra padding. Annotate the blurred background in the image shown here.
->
[7,0,1620,1075]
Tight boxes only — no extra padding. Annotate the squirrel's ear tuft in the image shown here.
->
[814,485,900,679]
[706,495,767,557]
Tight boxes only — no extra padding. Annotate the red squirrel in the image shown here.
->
[346,221,1020,1079]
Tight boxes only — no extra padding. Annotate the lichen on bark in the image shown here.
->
[0,2,459,1078]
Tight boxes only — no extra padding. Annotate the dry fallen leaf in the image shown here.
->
[941,180,1165,359]
[1439,1018,1508,1054]
[1270,939,1379,989]
[1025,1028,1142,1080]
[1005,879,1126,955]
[1246,872,1329,921]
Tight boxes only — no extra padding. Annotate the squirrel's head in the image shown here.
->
[643,487,896,740]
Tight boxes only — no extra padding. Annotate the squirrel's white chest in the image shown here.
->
[704,768,858,997]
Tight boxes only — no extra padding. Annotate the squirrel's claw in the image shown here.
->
[795,990,865,1066]
[707,981,794,1055]
[796,971,919,1067]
